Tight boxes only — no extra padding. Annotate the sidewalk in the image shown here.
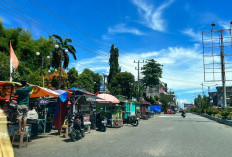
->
[0,109,14,157]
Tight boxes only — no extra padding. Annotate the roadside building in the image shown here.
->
[216,86,232,106]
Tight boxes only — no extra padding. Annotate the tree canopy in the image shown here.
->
[108,44,120,86]
[109,72,135,99]
[142,59,162,87]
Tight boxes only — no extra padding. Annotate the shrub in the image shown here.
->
[206,108,213,115]
[220,110,230,119]
[212,108,219,116]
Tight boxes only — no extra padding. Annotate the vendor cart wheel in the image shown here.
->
[132,120,139,127]
[102,127,106,132]
[70,129,79,142]
[81,129,85,137]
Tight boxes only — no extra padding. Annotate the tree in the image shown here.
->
[51,34,77,69]
[67,68,78,88]
[109,72,135,99]
[0,52,10,81]
[45,69,68,89]
[142,59,162,87]
[159,93,174,111]
[108,44,120,86]
[81,68,102,93]
[76,73,94,93]
[194,94,202,109]
[0,20,54,84]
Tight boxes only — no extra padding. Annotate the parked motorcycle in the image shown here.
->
[68,112,85,142]
[96,112,107,132]
[124,116,139,126]
[5,99,18,122]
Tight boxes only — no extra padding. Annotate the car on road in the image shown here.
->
[167,109,173,114]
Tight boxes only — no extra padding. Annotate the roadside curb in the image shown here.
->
[192,112,232,127]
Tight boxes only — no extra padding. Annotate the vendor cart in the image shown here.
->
[96,94,122,128]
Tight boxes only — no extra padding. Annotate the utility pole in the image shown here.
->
[134,60,144,99]
[201,83,204,96]
[220,31,227,107]
[202,22,231,107]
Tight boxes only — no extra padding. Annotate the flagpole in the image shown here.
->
[10,41,12,82]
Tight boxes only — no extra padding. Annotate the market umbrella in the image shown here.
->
[0,81,60,98]
[30,86,60,98]
[96,93,120,104]
[0,81,22,101]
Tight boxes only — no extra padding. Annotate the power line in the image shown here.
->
[1,1,135,68]
[1,1,205,88]
[27,0,111,48]
[1,0,109,57]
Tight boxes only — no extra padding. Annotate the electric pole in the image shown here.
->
[201,83,204,96]
[202,22,231,107]
[134,60,144,99]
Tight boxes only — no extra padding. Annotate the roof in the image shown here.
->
[141,98,151,105]
[96,93,120,104]
[30,86,60,98]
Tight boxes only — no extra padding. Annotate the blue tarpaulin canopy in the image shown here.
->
[150,105,161,113]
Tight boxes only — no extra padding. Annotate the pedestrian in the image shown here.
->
[14,80,32,132]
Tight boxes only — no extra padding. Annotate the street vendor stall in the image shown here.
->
[140,98,151,119]
[96,94,122,128]
[54,88,99,133]
[0,81,60,137]
[68,88,99,132]
[116,96,136,121]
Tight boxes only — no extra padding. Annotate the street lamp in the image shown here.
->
[56,44,69,89]
[102,72,108,92]
[36,52,50,87]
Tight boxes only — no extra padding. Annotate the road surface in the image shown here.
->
[14,113,232,157]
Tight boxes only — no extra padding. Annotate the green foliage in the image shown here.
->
[206,108,213,115]
[221,110,230,119]
[159,93,174,111]
[194,94,210,109]
[108,44,120,86]
[0,52,10,80]
[76,73,94,93]
[0,21,55,86]
[141,59,162,87]
[51,35,77,69]
[67,68,78,88]
[108,72,135,98]
[212,108,219,116]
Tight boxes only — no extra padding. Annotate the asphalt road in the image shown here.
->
[14,113,232,157]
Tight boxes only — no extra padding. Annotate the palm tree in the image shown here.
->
[51,34,77,69]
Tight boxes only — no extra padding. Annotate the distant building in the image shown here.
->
[208,92,217,106]
[216,86,232,106]
[145,82,168,98]
[184,103,193,109]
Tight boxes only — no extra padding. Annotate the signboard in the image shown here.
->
[184,103,193,109]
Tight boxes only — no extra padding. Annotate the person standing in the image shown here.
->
[14,80,32,132]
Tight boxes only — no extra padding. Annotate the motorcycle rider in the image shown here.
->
[181,110,186,117]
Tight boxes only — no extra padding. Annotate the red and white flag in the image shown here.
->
[10,41,19,81]
[10,41,19,69]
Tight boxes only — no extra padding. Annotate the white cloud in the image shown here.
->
[108,23,144,35]
[177,99,192,108]
[119,44,204,91]
[182,28,202,42]
[131,0,174,32]
[71,56,109,73]
[72,44,207,100]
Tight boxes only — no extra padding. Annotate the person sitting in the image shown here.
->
[14,80,32,132]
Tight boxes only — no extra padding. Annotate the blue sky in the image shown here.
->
[1,0,232,107]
